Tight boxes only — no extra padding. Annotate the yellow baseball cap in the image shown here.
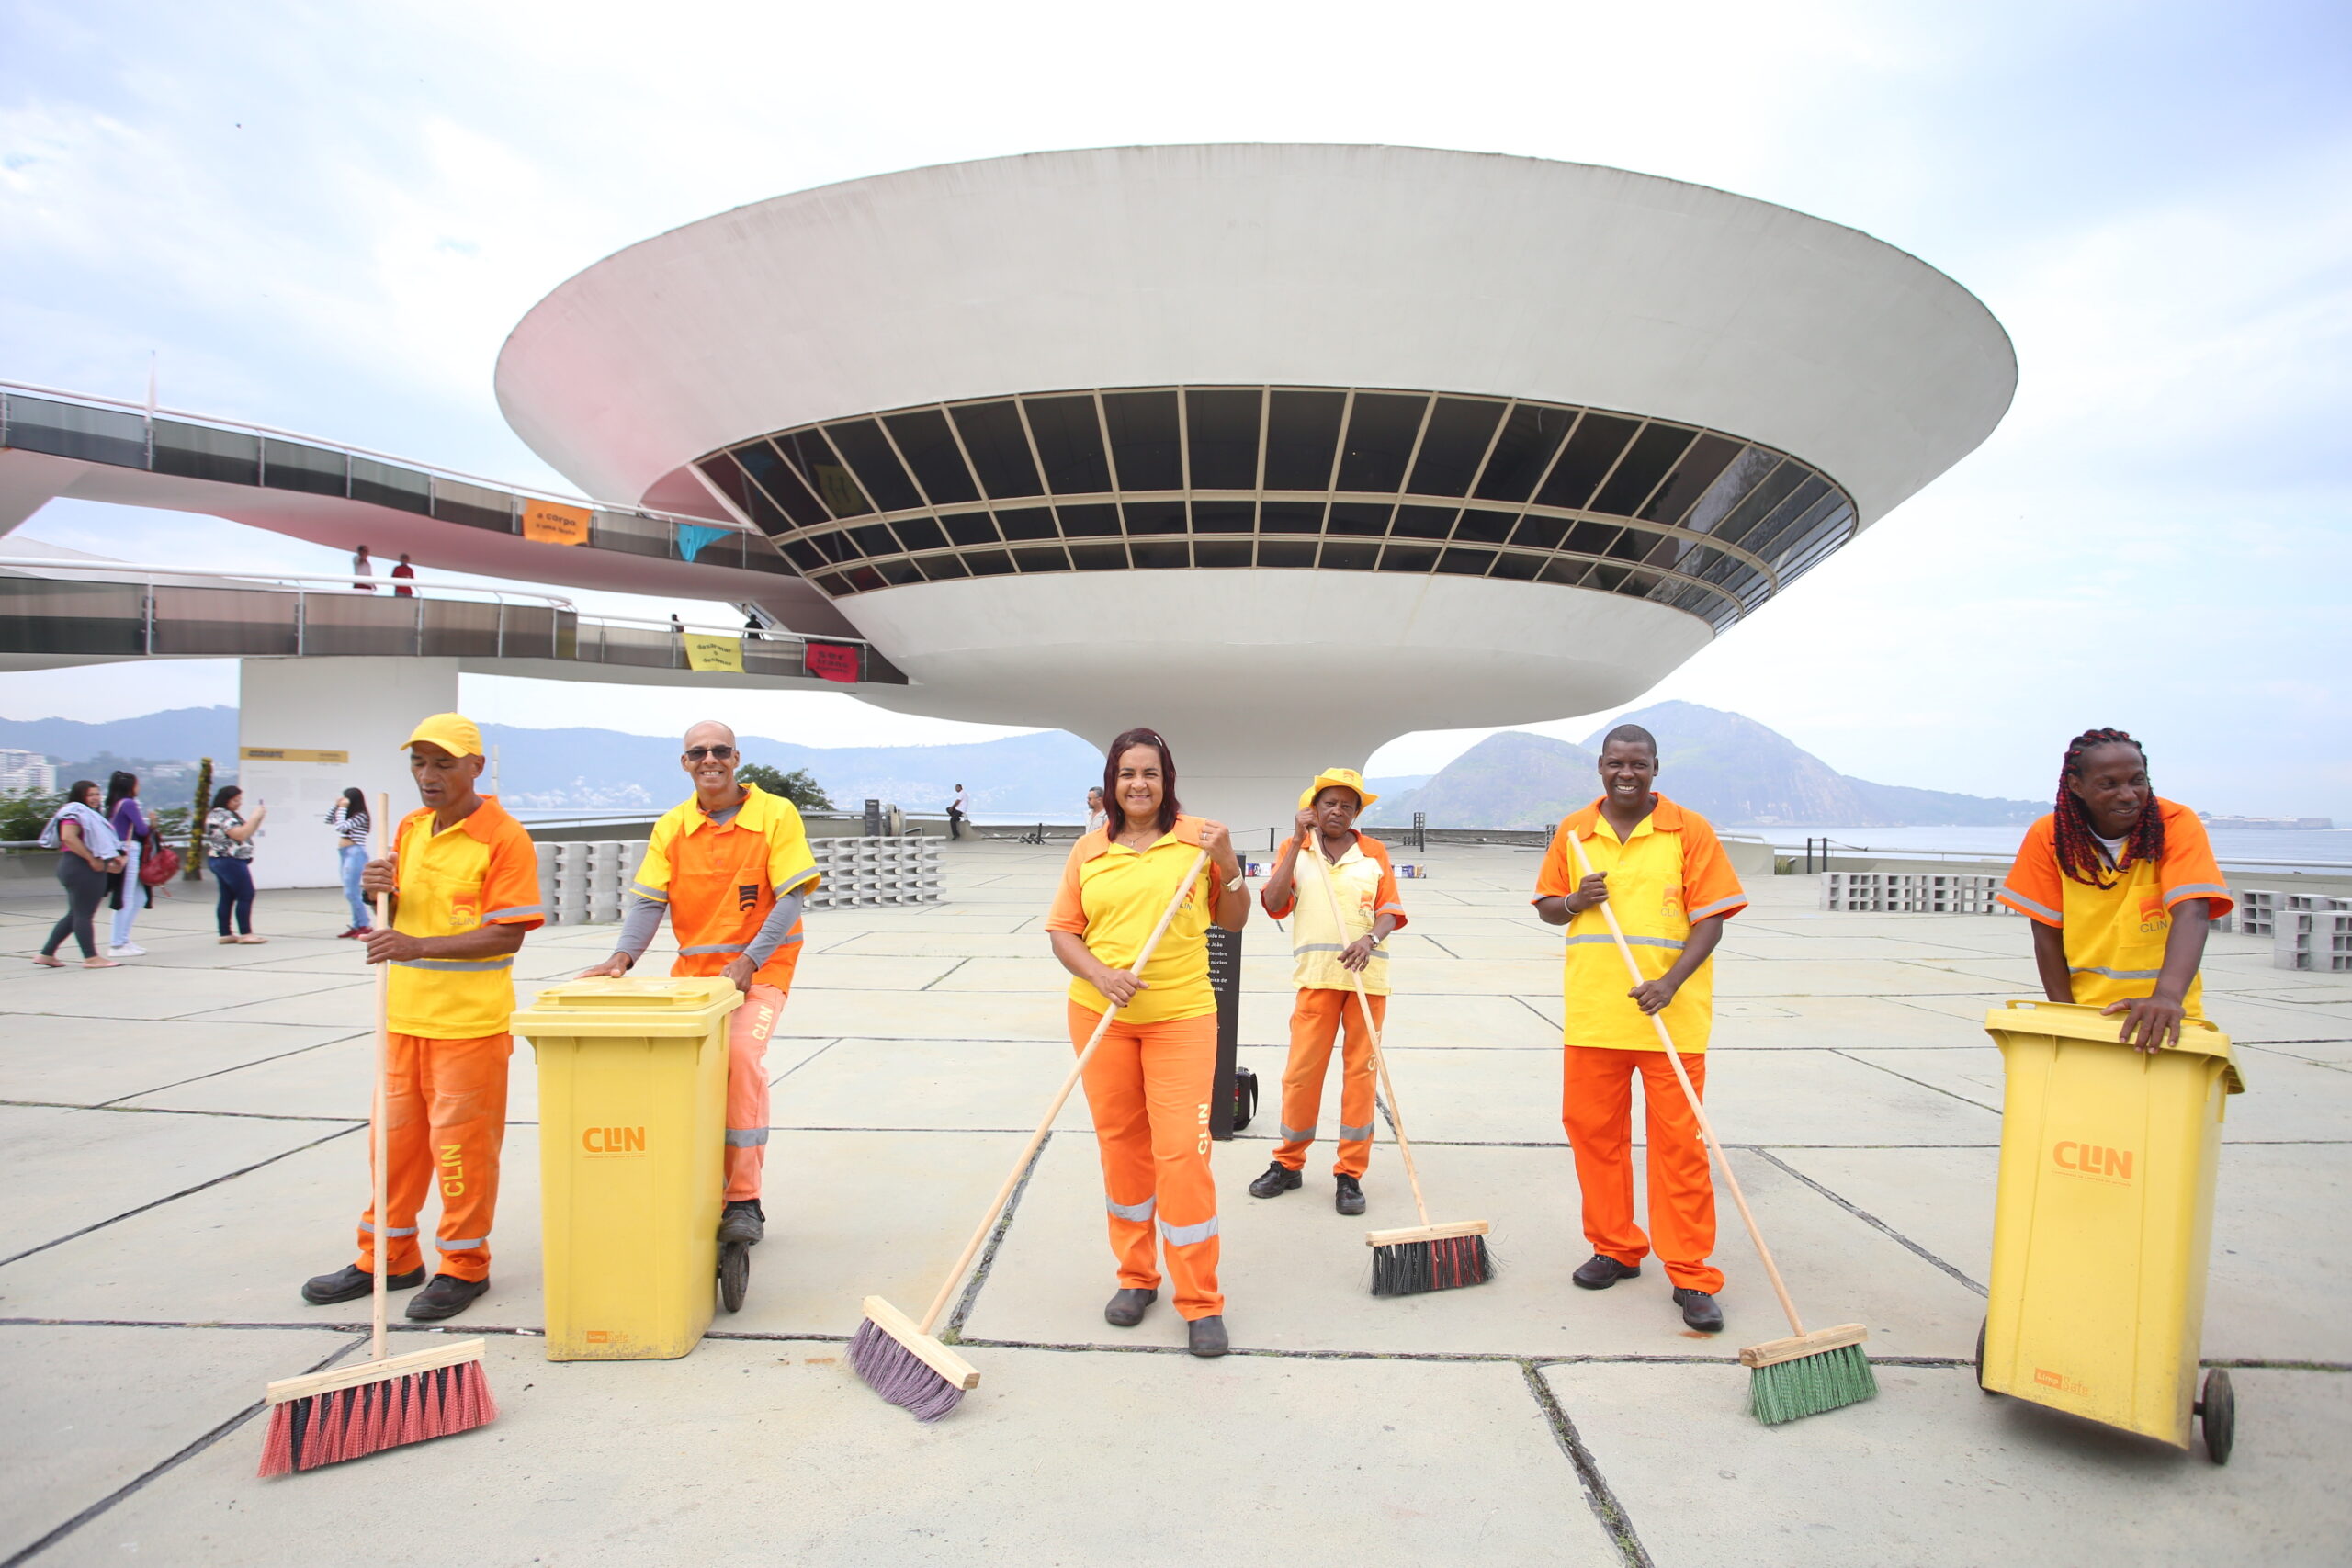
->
[401,712,484,759]
[1298,767,1377,811]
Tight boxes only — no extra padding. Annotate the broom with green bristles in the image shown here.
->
[1296,834,1493,1296]
[258,794,495,1475]
[1565,830,1873,1425]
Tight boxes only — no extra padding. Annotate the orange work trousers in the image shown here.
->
[1275,987,1385,1179]
[1070,1001,1223,1320]
[725,983,786,1202]
[1560,1045,1722,1294]
[355,1032,513,1284]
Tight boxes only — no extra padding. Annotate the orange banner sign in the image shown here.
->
[521,499,591,546]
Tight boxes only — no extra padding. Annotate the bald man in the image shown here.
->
[583,721,820,1246]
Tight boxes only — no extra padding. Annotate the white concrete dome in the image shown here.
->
[495,145,2016,829]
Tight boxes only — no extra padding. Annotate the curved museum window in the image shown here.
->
[694,387,1859,633]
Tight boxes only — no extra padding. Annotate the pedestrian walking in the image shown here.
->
[1996,728,2233,1050]
[326,786,373,937]
[33,779,124,969]
[581,719,822,1251]
[1532,724,1747,1334]
[1250,768,1408,1216]
[947,782,969,840]
[1045,728,1250,1356]
[1084,786,1107,834]
[104,769,152,956]
[300,712,542,1323]
[205,784,267,943]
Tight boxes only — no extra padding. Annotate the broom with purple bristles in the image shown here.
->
[258,794,494,1475]
[851,849,1210,1421]
[1296,835,1494,1296]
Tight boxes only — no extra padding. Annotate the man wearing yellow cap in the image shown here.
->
[1250,768,1408,1216]
[300,713,543,1322]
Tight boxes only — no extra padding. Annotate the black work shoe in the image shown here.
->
[1334,1174,1366,1216]
[1103,1287,1158,1327]
[718,1199,765,1247]
[1187,1314,1229,1358]
[1572,1254,1642,1291]
[300,1263,424,1304]
[1248,1161,1303,1200]
[405,1272,490,1322]
[1673,1287,1724,1333]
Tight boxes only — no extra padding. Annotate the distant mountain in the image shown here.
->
[1367,701,2043,829]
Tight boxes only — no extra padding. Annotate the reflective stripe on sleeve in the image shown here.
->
[725,1128,770,1146]
[1564,933,1683,951]
[1106,1194,1157,1224]
[1338,1122,1376,1141]
[2165,883,2230,901]
[391,956,514,972]
[1999,886,2062,922]
[777,867,820,895]
[1158,1215,1219,1247]
[1688,895,1747,920]
[629,881,670,903]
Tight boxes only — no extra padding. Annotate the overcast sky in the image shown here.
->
[3,1,2346,814]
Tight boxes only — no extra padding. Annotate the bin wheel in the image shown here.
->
[2196,1369,2234,1465]
[1975,1317,1994,1394]
[719,1240,749,1314]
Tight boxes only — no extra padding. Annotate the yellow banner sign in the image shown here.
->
[684,634,745,673]
[521,499,591,546]
[239,747,350,764]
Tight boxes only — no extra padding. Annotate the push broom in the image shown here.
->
[1299,836,1493,1295]
[1565,830,1872,1424]
[851,849,1211,1421]
[259,794,494,1475]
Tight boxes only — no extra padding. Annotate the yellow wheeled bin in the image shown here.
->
[512,977,743,1361]
[1978,999,2245,1461]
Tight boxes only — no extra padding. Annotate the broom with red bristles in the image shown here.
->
[850,849,1210,1421]
[259,794,495,1475]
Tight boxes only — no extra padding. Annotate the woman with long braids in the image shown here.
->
[1997,729,2233,1052]
[1045,728,1250,1357]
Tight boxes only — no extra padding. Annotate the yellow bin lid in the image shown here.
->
[1984,998,2244,1094]
[513,976,744,1038]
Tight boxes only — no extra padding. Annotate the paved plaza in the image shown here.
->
[2,840,2346,1566]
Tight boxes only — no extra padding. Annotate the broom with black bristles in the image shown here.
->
[851,849,1210,1421]
[258,794,495,1475]
[1563,830,1873,1424]
[1298,834,1494,1296]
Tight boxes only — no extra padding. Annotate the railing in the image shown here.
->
[0,381,795,579]
[0,567,903,683]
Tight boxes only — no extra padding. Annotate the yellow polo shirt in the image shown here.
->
[386,796,543,1039]
[1045,815,1220,1024]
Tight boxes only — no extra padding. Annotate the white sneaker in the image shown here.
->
[108,943,147,957]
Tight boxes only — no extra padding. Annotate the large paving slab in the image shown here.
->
[40,1337,1622,1568]
[774,1036,1096,1132]
[1544,1361,2350,1567]
[0,1016,361,1107]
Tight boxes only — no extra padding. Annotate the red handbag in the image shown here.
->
[141,841,180,886]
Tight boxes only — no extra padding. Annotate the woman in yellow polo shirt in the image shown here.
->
[1046,727,1250,1357]
[1997,728,2233,1051]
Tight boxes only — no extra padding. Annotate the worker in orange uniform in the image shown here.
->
[1532,723,1747,1334]
[1046,727,1250,1358]
[581,719,820,1247]
[300,713,542,1322]
[1996,728,2233,1051]
[1249,767,1408,1216]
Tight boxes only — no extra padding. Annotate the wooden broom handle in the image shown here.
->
[918,848,1212,1334]
[1565,829,1804,1337]
[1301,834,1432,1230]
[370,793,391,1364]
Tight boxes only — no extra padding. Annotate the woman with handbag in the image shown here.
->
[103,770,152,957]
[33,780,125,969]
[1045,728,1250,1357]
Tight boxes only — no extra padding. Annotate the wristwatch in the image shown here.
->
[1224,869,1246,891]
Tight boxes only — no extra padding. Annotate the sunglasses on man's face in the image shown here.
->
[684,746,737,761]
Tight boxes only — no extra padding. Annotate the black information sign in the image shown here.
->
[863,797,883,836]
[1206,924,1241,1140]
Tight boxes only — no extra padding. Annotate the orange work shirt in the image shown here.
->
[1996,799,2233,1019]
[1532,795,1747,1053]
[1046,815,1222,1024]
[634,783,821,990]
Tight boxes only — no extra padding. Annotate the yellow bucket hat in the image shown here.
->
[1297,767,1377,811]
[401,712,485,759]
